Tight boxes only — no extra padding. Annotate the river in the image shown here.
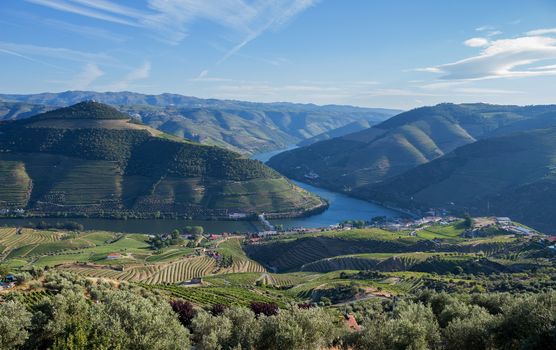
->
[0,146,401,234]
[252,146,401,229]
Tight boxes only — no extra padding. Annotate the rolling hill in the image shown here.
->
[0,101,325,217]
[0,91,400,154]
[297,120,373,146]
[362,127,556,231]
[267,103,556,193]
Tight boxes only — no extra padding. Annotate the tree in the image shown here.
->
[443,310,495,350]
[355,301,441,350]
[185,226,204,235]
[492,292,556,349]
[463,214,473,229]
[0,301,32,350]
[40,289,94,350]
[191,311,232,350]
[258,306,340,350]
[96,289,191,350]
[170,299,197,327]
[223,306,261,350]
[0,264,9,277]
[211,304,227,316]
[250,302,279,316]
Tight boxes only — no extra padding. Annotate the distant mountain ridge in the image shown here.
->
[268,103,556,190]
[0,101,325,218]
[267,102,556,230]
[0,91,401,154]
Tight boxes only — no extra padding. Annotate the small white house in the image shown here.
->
[496,217,511,225]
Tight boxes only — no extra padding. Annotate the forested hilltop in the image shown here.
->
[0,91,400,154]
[0,101,325,218]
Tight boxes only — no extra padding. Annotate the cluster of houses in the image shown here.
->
[0,208,25,215]
[495,217,537,236]
[0,274,16,290]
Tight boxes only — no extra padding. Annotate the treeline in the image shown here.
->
[1,272,555,349]
[24,221,84,231]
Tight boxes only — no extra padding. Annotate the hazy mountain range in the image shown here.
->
[0,91,401,154]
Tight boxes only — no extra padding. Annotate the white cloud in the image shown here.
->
[42,19,128,42]
[476,25,495,32]
[26,0,140,26]
[526,28,556,36]
[0,47,66,70]
[27,0,318,60]
[71,63,104,89]
[0,41,113,63]
[145,0,318,59]
[105,62,151,90]
[421,35,556,80]
[464,37,489,47]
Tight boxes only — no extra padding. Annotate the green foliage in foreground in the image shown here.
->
[1,271,556,350]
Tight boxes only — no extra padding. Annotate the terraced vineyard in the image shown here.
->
[0,161,31,207]
[0,227,67,258]
[148,284,291,307]
[6,290,56,309]
[62,256,216,283]
[143,256,216,284]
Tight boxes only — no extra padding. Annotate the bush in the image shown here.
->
[170,299,197,327]
[250,302,279,316]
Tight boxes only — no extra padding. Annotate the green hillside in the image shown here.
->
[297,120,373,146]
[0,102,325,217]
[268,103,556,192]
[364,127,556,231]
[0,91,400,155]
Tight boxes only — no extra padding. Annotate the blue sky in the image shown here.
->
[2,0,556,109]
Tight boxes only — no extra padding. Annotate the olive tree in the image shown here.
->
[0,301,32,350]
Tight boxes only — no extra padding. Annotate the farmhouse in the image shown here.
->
[496,217,512,225]
[106,253,123,260]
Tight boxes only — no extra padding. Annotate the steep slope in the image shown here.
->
[0,101,325,217]
[0,101,52,121]
[364,127,556,231]
[297,120,373,146]
[268,103,556,193]
[0,91,400,154]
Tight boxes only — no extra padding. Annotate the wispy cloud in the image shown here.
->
[464,37,489,47]
[0,41,113,64]
[28,0,317,54]
[420,34,556,80]
[145,0,318,60]
[526,28,556,36]
[71,63,104,89]
[475,25,502,38]
[104,61,151,91]
[26,0,140,26]
[42,18,128,42]
[0,47,66,70]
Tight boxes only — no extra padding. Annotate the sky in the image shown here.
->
[2,0,556,109]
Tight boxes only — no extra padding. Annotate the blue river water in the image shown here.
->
[252,147,401,229]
